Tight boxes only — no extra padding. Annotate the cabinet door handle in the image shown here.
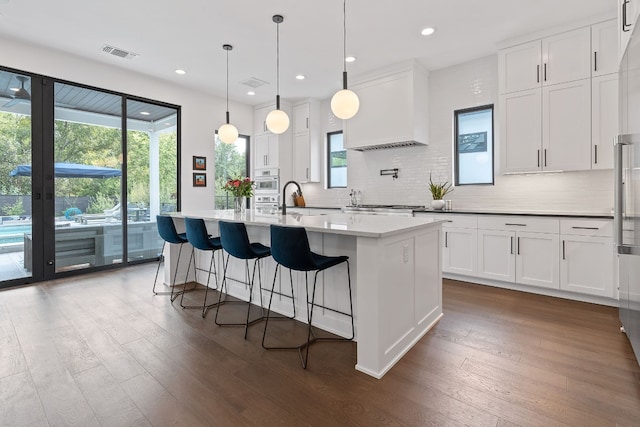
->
[623,0,631,32]
[594,145,598,164]
[505,223,527,226]
[510,236,514,254]
[306,167,309,179]
[517,237,520,255]
[571,226,599,230]
[594,51,598,72]
[537,149,540,168]
[306,117,309,129]
[562,240,565,260]
[544,149,547,167]
[537,64,540,83]
[543,63,547,81]
[445,231,448,248]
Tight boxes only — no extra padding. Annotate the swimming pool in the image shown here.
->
[0,224,32,244]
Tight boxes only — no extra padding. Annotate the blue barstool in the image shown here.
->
[181,217,224,317]
[153,215,194,301]
[215,221,271,338]
[262,224,355,369]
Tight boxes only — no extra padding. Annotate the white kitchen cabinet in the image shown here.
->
[292,101,320,183]
[619,0,638,60]
[592,20,618,77]
[498,27,591,94]
[515,231,560,289]
[477,216,560,290]
[293,103,310,134]
[255,133,279,168]
[592,74,619,169]
[560,219,614,298]
[254,105,271,135]
[500,89,542,173]
[542,79,592,171]
[477,229,515,282]
[443,227,477,276]
[501,78,591,173]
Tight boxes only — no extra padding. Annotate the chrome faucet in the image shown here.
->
[281,180,301,215]
[349,189,358,206]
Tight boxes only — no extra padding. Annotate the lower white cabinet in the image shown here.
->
[477,229,515,282]
[443,227,477,276]
[476,216,560,290]
[560,219,614,298]
[515,231,560,289]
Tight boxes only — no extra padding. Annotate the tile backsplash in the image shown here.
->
[301,54,614,214]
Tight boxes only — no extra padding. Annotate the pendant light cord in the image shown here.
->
[226,47,229,117]
[343,0,347,73]
[276,19,281,109]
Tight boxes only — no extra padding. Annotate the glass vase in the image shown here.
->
[233,196,246,213]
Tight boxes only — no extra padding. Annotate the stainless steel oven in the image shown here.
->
[254,168,279,194]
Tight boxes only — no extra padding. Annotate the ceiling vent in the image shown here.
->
[101,44,139,60]
[241,77,269,88]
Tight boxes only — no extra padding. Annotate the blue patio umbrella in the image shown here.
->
[10,162,121,178]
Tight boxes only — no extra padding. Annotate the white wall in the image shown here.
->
[301,54,614,214]
[0,36,254,211]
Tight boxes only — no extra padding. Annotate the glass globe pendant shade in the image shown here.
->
[331,88,360,120]
[218,122,239,144]
[265,108,290,134]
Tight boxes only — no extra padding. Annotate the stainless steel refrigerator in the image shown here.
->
[616,21,640,365]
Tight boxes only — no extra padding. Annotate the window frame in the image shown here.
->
[453,104,495,186]
[327,130,346,189]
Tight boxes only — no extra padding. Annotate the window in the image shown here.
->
[327,131,346,188]
[454,105,494,186]
[214,134,250,209]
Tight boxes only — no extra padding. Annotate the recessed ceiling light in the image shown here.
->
[175,69,186,75]
[247,91,255,96]
[345,56,356,63]
[421,27,435,36]
[140,111,150,116]
[295,74,305,80]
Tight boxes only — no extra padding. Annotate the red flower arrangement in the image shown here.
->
[222,177,255,198]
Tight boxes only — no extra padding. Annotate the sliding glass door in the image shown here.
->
[0,66,180,288]
[0,70,33,282]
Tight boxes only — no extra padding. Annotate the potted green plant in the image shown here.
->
[428,173,452,210]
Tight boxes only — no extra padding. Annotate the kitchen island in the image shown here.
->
[166,210,444,378]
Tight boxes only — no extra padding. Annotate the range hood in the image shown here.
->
[344,60,429,151]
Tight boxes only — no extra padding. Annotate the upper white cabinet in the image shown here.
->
[255,133,279,168]
[254,105,271,135]
[292,101,321,183]
[498,27,591,94]
[560,219,614,298]
[499,20,617,173]
[592,20,618,76]
[619,0,639,59]
[345,61,428,150]
[592,73,619,169]
[542,79,592,171]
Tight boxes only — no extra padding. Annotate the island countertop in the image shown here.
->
[171,209,444,238]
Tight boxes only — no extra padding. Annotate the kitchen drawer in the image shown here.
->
[560,219,612,237]
[477,216,559,234]
[436,214,477,229]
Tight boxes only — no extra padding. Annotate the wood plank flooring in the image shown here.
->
[0,263,639,426]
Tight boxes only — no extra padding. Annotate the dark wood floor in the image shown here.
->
[1,263,639,426]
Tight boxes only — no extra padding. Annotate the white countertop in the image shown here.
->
[172,209,443,238]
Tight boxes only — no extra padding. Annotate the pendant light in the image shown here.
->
[218,44,239,144]
[265,14,290,134]
[331,0,360,120]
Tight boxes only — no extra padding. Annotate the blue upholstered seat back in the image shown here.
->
[269,224,318,271]
[156,215,186,244]
[185,217,218,251]
[219,221,254,259]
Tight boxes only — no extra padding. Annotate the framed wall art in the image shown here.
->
[193,156,207,170]
[193,173,207,187]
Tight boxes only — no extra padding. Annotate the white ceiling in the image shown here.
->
[0,0,617,106]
